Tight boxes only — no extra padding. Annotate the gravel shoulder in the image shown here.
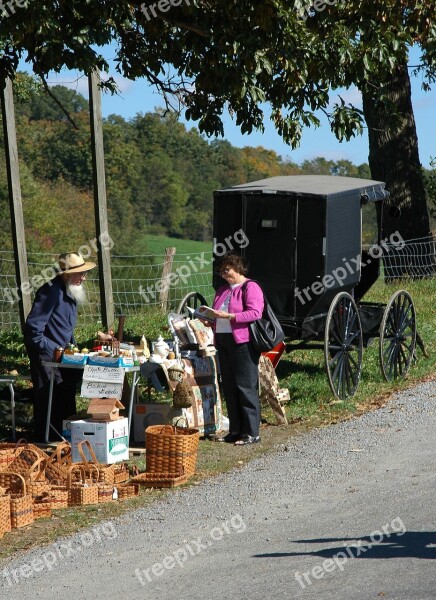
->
[1,379,436,600]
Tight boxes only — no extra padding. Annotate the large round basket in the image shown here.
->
[145,424,200,476]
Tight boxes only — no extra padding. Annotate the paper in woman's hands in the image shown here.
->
[187,305,221,323]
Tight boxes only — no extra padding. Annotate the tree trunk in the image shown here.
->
[362,64,434,279]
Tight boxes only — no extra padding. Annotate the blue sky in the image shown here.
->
[41,45,435,169]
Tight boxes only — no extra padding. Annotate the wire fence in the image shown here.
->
[0,234,435,330]
[0,249,215,329]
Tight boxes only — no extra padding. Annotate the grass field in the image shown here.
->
[141,234,212,257]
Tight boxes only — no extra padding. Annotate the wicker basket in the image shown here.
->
[0,439,26,472]
[48,482,69,510]
[130,471,188,489]
[145,424,199,476]
[117,482,140,500]
[7,473,34,528]
[67,466,99,506]
[167,364,185,383]
[20,457,51,499]
[33,494,52,520]
[113,463,129,484]
[0,488,11,538]
[44,442,73,483]
[97,483,114,503]
[75,440,116,484]
[5,445,41,477]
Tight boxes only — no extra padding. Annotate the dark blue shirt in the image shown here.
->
[24,276,77,357]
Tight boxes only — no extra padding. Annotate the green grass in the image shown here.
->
[141,234,212,257]
[276,277,436,423]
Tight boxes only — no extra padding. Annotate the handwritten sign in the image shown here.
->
[80,380,123,400]
[82,365,125,384]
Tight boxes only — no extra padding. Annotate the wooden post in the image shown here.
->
[159,247,176,310]
[0,77,31,328]
[88,70,115,329]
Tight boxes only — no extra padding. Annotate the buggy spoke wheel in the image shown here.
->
[324,292,363,399]
[379,290,416,381]
[177,291,208,317]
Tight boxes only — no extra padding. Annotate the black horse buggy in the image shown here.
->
[181,176,418,400]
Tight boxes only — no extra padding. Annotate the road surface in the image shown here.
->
[1,380,435,600]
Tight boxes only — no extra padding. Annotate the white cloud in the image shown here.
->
[329,86,363,109]
[46,72,134,97]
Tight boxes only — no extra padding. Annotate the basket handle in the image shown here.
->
[27,457,47,481]
[129,465,140,477]
[17,446,41,465]
[77,440,99,466]
[67,464,86,488]
[174,417,189,430]
[157,424,176,435]
[7,472,26,496]
[48,442,72,467]
[14,438,28,448]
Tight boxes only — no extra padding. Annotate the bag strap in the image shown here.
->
[241,279,268,315]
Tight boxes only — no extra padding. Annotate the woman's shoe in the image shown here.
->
[234,435,261,446]
[216,432,240,443]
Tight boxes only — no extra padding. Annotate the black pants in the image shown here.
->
[25,343,81,440]
[215,333,261,438]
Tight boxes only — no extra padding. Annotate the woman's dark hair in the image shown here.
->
[216,251,249,276]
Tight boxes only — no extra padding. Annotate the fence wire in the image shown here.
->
[0,235,434,330]
[380,234,436,280]
[0,249,215,329]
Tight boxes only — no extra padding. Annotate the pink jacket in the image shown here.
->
[212,280,264,344]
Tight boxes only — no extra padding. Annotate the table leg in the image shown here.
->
[127,371,139,439]
[8,383,15,442]
[45,367,56,443]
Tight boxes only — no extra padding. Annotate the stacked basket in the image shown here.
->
[132,422,200,489]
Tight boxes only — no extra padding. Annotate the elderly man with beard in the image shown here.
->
[24,252,96,441]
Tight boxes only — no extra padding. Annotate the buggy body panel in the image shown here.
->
[213,175,388,339]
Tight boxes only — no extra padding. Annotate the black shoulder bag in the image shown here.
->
[242,281,285,353]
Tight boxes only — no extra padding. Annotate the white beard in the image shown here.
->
[66,282,87,305]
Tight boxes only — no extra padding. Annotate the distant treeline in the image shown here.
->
[0,76,433,255]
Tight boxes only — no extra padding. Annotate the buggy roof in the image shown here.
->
[217,175,388,201]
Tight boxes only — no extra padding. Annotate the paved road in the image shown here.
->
[1,380,435,600]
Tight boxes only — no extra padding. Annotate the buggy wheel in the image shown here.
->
[324,292,363,400]
[379,290,416,381]
[177,291,208,316]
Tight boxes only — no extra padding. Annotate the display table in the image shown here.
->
[139,355,222,436]
[41,361,140,443]
[0,376,16,441]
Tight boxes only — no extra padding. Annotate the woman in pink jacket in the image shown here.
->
[212,252,264,445]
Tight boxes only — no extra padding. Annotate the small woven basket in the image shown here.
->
[33,494,52,520]
[97,483,114,503]
[48,482,69,510]
[145,423,199,476]
[117,482,140,500]
[8,473,34,528]
[67,466,99,506]
[0,487,11,538]
[113,463,129,484]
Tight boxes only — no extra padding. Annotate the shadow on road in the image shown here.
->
[254,531,436,560]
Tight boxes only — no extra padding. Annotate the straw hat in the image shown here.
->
[58,252,96,274]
